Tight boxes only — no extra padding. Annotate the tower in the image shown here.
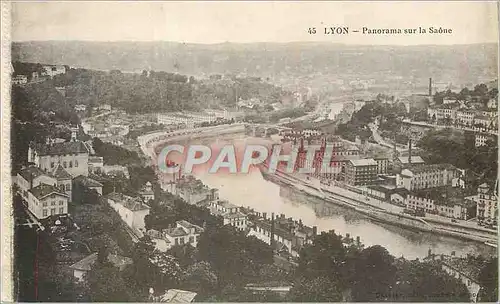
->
[428,78,432,96]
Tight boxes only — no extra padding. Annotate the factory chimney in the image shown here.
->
[428,78,432,96]
[408,139,412,165]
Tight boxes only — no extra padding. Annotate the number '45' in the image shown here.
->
[308,28,316,34]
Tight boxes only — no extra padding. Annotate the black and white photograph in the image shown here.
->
[1,1,499,302]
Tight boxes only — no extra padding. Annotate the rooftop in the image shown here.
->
[349,158,377,167]
[157,289,197,303]
[106,192,150,211]
[407,163,457,174]
[409,186,471,207]
[33,141,89,156]
[73,175,103,188]
[51,164,72,180]
[397,156,425,164]
[69,253,133,271]
[29,184,68,200]
[18,166,50,182]
[441,256,482,282]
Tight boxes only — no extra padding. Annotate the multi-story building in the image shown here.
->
[455,110,475,126]
[106,192,151,236]
[26,184,69,219]
[157,112,218,128]
[208,200,247,230]
[396,163,458,191]
[147,220,204,252]
[28,140,90,178]
[487,98,497,109]
[471,183,497,222]
[427,103,459,122]
[16,164,72,203]
[373,155,390,174]
[344,158,378,186]
[139,181,155,202]
[176,176,218,205]
[88,156,104,174]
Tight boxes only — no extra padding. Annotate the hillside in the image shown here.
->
[12,41,498,89]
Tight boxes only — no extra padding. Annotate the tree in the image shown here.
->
[181,261,218,297]
[289,276,344,302]
[86,261,131,302]
[351,245,397,301]
[478,257,498,302]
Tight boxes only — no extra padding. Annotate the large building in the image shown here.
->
[42,65,66,78]
[397,164,458,191]
[28,140,90,177]
[344,158,378,186]
[157,112,218,128]
[471,183,497,222]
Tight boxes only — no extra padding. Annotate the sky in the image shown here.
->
[10,1,499,45]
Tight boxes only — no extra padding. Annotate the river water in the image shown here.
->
[183,137,496,260]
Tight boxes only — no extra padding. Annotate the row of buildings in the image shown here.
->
[157,110,241,128]
[427,101,497,130]
[12,64,67,85]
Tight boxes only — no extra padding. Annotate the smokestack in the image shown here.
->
[270,213,275,248]
[263,212,267,220]
[312,226,317,236]
[408,139,412,165]
[429,78,432,96]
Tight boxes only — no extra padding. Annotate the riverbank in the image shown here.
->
[260,167,497,246]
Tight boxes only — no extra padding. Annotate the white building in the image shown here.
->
[397,164,458,191]
[139,181,155,202]
[26,184,69,219]
[471,183,497,222]
[157,112,217,128]
[106,192,151,236]
[147,220,204,252]
[208,200,248,230]
[42,65,66,78]
[88,156,104,174]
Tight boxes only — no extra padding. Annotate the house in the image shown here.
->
[12,75,28,84]
[208,200,248,230]
[106,192,151,236]
[28,140,90,178]
[394,155,426,172]
[26,184,69,219]
[248,219,295,256]
[150,289,197,303]
[73,175,104,195]
[74,104,87,112]
[147,220,204,252]
[474,133,495,147]
[487,98,497,109]
[50,164,73,199]
[69,252,133,282]
[102,165,129,179]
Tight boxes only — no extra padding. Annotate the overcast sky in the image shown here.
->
[11,1,499,45]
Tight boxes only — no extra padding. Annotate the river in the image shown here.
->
[177,137,496,260]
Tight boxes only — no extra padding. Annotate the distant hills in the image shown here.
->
[11,41,498,88]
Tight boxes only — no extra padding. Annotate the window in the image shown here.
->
[51,201,55,206]
[75,160,79,167]
[43,209,47,217]
[63,161,67,168]
[43,202,47,207]
[69,161,73,168]
[51,162,55,168]
[59,200,64,205]
[175,238,179,245]
[50,208,55,215]
[59,207,64,214]
[189,236,194,243]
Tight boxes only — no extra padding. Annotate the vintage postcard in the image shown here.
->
[1,1,498,302]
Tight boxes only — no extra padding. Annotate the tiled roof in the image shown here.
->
[18,166,51,182]
[441,256,481,282]
[73,175,103,188]
[29,184,68,200]
[51,164,72,180]
[34,141,89,156]
[163,227,188,237]
[106,192,150,211]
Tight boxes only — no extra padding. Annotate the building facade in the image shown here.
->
[344,159,378,186]
[397,164,458,191]
[28,141,90,178]
[106,192,151,236]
